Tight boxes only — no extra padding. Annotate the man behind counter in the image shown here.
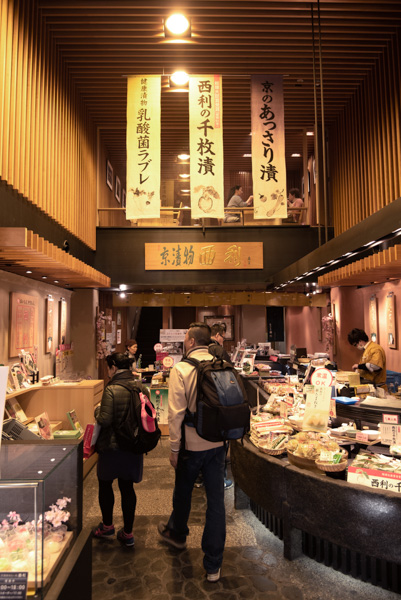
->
[347,328,387,388]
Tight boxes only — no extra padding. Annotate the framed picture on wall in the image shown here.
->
[204,315,234,341]
[106,160,113,190]
[9,293,38,357]
[115,176,121,202]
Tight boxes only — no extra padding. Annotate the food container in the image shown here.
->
[363,429,380,441]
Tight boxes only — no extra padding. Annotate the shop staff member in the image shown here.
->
[125,339,141,378]
[347,328,387,387]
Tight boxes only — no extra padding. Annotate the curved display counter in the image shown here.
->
[231,437,401,593]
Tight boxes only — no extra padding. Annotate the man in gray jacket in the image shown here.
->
[158,322,225,582]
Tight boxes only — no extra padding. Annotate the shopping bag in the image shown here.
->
[83,423,101,458]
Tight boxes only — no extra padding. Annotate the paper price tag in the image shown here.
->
[355,431,369,443]
[320,450,334,462]
[383,414,399,424]
[279,402,288,418]
[329,398,336,418]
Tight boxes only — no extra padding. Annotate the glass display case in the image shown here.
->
[0,439,83,599]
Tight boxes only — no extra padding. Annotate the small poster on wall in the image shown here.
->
[9,293,38,357]
[369,295,378,343]
[46,296,54,353]
[386,292,396,349]
[59,299,67,345]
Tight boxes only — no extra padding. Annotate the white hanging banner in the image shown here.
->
[126,75,161,219]
[251,75,287,219]
[189,75,225,219]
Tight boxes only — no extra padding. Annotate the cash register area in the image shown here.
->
[83,441,397,600]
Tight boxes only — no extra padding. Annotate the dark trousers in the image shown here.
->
[98,478,137,533]
[167,445,226,573]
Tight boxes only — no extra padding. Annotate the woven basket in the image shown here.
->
[259,446,286,456]
[287,450,317,469]
[315,459,348,472]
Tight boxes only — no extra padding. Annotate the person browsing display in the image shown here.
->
[224,185,253,223]
[92,352,148,548]
[125,338,141,378]
[158,322,226,582]
[347,328,387,388]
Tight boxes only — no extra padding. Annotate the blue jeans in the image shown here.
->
[167,445,226,573]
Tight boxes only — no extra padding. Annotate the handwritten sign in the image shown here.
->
[380,424,401,446]
[355,431,369,443]
[329,398,336,418]
[310,368,333,387]
[303,386,331,432]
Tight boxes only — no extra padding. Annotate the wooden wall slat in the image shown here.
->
[0,1,98,250]
[331,28,401,236]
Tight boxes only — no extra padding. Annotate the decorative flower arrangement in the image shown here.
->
[45,497,71,528]
[322,313,334,352]
[0,498,72,575]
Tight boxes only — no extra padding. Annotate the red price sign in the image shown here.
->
[162,356,174,368]
[154,343,163,352]
[310,368,333,387]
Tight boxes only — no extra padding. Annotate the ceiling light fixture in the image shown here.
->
[291,153,301,157]
[243,153,252,158]
[164,14,191,37]
[179,173,190,178]
[306,131,314,136]
[178,153,190,160]
[169,71,189,89]
[119,284,127,291]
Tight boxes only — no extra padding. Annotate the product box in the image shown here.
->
[347,465,401,494]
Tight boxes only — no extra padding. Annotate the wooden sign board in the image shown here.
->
[145,242,263,270]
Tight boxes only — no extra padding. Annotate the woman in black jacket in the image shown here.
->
[92,352,145,548]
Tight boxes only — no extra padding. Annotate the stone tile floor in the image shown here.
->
[84,440,398,599]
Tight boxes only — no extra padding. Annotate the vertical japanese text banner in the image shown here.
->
[189,75,224,219]
[251,75,287,219]
[126,76,161,219]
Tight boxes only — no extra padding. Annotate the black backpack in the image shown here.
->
[112,381,161,454]
[183,356,250,442]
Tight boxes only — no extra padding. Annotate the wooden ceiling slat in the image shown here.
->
[30,1,401,188]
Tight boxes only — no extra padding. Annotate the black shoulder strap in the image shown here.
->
[182,356,199,367]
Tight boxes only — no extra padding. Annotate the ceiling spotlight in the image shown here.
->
[306,131,314,136]
[179,173,190,178]
[291,153,301,157]
[169,71,189,89]
[54,280,59,284]
[180,189,190,193]
[243,154,252,158]
[119,284,127,291]
[164,14,191,37]
[119,292,126,299]
[178,153,190,161]
[26,270,32,274]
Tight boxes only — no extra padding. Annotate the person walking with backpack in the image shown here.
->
[92,352,149,548]
[158,322,226,582]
